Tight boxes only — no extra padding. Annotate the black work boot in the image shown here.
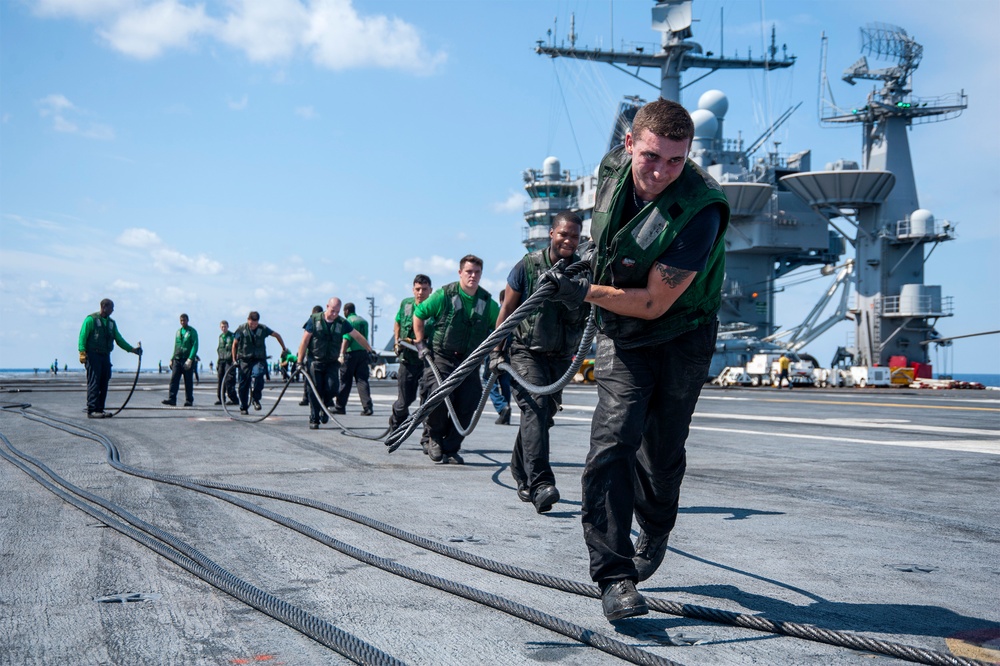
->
[532,485,560,514]
[633,530,670,582]
[600,579,648,621]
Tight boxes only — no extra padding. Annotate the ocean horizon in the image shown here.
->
[2,368,998,388]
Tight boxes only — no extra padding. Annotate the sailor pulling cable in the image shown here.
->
[384,257,594,452]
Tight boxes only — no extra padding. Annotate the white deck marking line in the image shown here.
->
[551,415,1000,455]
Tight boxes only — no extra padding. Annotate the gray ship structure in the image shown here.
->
[523,0,966,384]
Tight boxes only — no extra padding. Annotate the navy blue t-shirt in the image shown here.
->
[657,203,723,271]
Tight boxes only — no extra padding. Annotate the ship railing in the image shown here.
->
[893,218,956,241]
[904,91,969,125]
[523,196,580,216]
[878,295,954,317]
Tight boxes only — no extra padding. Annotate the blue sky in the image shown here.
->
[2,0,997,374]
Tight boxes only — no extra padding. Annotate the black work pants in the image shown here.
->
[217,359,237,403]
[307,360,340,424]
[509,347,571,495]
[237,359,267,409]
[337,350,372,411]
[424,352,481,455]
[85,352,112,414]
[390,361,423,426]
[390,361,431,447]
[168,359,195,404]
[581,321,717,585]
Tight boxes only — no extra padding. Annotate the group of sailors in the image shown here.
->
[77,99,730,624]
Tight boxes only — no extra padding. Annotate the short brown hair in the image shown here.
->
[459,254,483,270]
[631,98,694,143]
[247,311,260,321]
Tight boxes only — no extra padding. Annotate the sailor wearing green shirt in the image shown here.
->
[334,302,376,415]
[163,313,199,406]
[78,298,141,418]
[214,320,238,406]
[389,274,434,452]
[413,254,500,464]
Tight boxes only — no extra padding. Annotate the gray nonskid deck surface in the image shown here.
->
[2,374,998,665]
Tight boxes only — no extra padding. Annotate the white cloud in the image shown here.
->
[403,255,456,276]
[37,93,115,140]
[33,0,132,20]
[304,0,446,74]
[295,105,317,119]
[111,278,140,290]
[117,227,161,248]
[218,0,308,62]
[98,0,214,59]
[228,94,249,111]
[34,0,445,74]
[117,227,223,274]
[4,213,63,231]
[492,191,528,214]
[162,285,188,303]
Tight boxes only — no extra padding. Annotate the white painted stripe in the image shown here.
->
[693,411,998,438]
[690,426,1000,456]
[555,403,997,437]
[551,415,1000,455]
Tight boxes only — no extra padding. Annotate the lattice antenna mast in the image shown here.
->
[842,23,923,99]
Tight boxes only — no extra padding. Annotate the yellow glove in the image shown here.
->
[79,351,87,364]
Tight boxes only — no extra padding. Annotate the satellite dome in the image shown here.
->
[698,90,729,118]
[909,208,935,235]
[691,108,718,139]
[543,156,561,179]
[910,209,934,225]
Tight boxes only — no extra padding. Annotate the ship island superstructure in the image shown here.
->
[523,0,965,375]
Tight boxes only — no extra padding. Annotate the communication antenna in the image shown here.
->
[365,296,381,346]
[842,23,922,95]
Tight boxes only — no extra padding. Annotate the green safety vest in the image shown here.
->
[85,313,117,354]
[217,332,234,362]
[590,146,730,349]
[234,323,273,361]
[308,313,350,363]
[516,249,587,354]
[397,298,435,365]
[432,282,493,357]
[172,327,197,361]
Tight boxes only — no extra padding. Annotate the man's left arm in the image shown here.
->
[189,329,199,360]
[585,264,695,320]
[577,203,721,319]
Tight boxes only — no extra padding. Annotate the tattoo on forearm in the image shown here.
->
[656,264,693,288]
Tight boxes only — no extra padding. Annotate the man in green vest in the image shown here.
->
[78,298,141,418]
[231,311,289,415]
[297,297,375,429]
[550,99,730,622]
[493,211,587,514]
[334,302,377,415]
[389,274,434,452]
[413,255,500,464]
[163,313,198,407]
[214,320,238,406]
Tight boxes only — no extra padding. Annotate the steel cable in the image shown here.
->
[0,428,405,666]
[385,259,593,451]
[106,352,142,417]
[3,403,989,666]
[4,406,686,666]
